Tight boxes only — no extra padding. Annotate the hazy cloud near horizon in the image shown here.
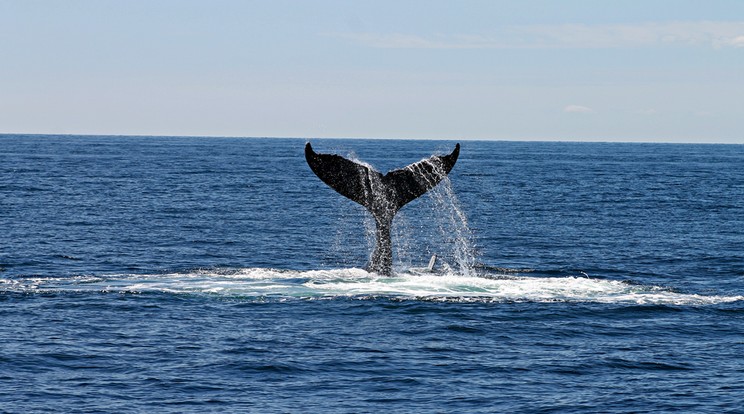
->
[332,21,744,50]
[1,1,742,143]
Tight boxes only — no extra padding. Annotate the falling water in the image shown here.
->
[388,156,477,275]
[409,167,477,276]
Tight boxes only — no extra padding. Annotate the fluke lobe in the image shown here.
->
[305,142,460,275]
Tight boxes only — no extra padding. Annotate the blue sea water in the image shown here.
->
[1,134,743,413]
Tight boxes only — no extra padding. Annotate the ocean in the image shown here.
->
[1,134,743,413]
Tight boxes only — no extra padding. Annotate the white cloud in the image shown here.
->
[727,35,744,47]
[329,33,500,49]
[331,21,744,50]
[564,105,594,114]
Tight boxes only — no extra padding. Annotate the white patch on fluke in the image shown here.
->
[3,268,742,306]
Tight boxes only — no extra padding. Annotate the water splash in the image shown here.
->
[3,269,742,305]
[424,174,477,275]
[401,157,477,275]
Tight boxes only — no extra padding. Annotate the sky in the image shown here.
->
[1,0,743,143]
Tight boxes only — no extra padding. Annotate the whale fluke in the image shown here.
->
[305,142,460,275]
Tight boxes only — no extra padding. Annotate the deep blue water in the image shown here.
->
[2,134,744,413]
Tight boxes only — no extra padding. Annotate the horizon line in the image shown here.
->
[1,132,741,146]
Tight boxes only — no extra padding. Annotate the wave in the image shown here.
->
[3,268,742,306]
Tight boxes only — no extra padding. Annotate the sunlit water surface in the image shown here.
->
[2,135,743,412]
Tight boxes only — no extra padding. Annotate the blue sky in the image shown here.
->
[1,0,743,142]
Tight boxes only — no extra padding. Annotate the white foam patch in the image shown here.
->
[2,269,742,305]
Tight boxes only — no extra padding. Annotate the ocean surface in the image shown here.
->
[1,134,743,413]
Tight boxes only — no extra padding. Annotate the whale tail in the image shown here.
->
[305,142,460,275]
